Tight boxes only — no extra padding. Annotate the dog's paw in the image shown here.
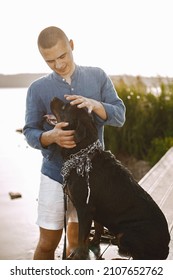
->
[68,248,90,260]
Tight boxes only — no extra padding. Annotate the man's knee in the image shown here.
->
[38,228,63,253]
[37,238,56,253]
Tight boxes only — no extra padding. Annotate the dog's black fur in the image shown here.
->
[50,97,170,260]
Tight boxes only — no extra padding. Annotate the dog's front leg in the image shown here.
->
[90,221,104,246]
[72,206,93,260]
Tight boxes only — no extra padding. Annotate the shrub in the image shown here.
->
[104,77,173,165]
[146,137,173,165]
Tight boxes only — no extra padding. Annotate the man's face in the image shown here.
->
[39,39,75,78]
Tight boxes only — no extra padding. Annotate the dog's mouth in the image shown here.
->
[43,114,58,126]
[44,114,77,131]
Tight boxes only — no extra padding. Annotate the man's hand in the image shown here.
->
[65,94,107,120]
[65,94,94,113]
[40,122,76,148]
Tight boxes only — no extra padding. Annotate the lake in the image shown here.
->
[0,88,26,150]
[0,88,42,259]
[0,87,42,195]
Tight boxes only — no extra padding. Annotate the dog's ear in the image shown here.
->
[74,120,86,143]
[50,97,65,121]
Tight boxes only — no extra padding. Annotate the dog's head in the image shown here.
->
[50,97,98,147]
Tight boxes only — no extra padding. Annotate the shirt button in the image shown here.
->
[71,88,74,91]
[62,78,65,82]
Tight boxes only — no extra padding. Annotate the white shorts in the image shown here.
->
[36,173,78,230]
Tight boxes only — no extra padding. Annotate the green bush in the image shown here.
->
[147,137,173,165]
[104,77,173,165]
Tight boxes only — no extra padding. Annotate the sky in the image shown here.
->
[1,0,173,77]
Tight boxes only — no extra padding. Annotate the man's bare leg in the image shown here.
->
[33,227,63,260]
[33,222,78,259]
[66,222,79,256]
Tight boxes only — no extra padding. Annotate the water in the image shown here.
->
[0,87,42,195]
[0,88,26,149]
[0,88,42,259]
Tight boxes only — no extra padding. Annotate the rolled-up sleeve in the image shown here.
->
[94,70,126,127]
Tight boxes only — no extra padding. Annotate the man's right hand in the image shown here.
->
[40,122,76,148]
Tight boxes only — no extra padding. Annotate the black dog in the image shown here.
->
[50,97,170,260]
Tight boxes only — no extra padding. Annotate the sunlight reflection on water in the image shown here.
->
[0,88,43,259]
[0,87,42,197]
[0,88,26,148]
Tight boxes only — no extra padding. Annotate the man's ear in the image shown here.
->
[69,39,74,51]
[74,120,86,143]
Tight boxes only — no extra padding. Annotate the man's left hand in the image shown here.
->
[65,94,94,113]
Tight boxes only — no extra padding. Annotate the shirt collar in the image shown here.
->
[52,64,79,82]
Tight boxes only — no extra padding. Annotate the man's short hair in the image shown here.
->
[38,26,69,49]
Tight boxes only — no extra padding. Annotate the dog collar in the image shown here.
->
[61,139,103,204]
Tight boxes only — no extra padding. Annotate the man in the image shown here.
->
[23,26,126,260]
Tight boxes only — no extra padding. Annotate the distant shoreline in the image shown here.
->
[0,73,173,88]
[0,73,48,88]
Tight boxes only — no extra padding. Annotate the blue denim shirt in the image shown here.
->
[23,65,126,183]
